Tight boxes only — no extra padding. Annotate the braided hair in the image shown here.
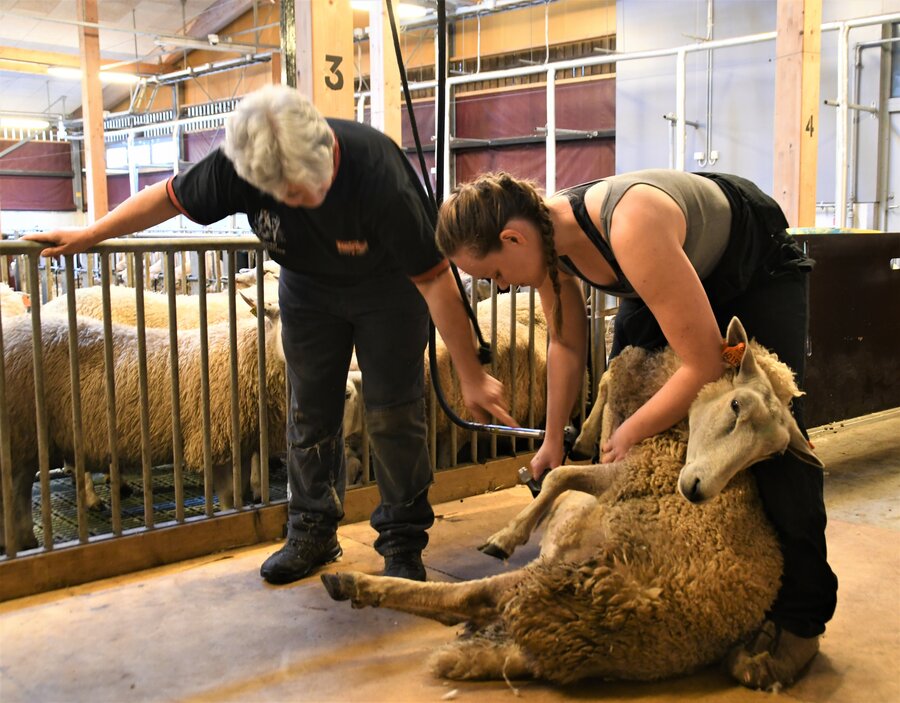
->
[436,172,563,334]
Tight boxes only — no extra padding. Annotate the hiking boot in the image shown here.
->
[260,534,342,585]
[725,619,821,691]
[383,551,426,581]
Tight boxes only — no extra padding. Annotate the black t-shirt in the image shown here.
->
[167,118,447,284]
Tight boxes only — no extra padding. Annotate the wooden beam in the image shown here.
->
[369,2,402,144]
[773,0,822,228]
[293,0,355,119]
[76,0,108,220]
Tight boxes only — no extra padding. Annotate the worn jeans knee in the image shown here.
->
[286,426,346,540]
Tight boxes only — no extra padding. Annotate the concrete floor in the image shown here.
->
[1,409,898,703]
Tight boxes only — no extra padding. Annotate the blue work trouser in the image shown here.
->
[278,269,434,557]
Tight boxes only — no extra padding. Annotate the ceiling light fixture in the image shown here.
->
[0,117,51,130]
[153,34,261,55]
[350,1,431,19]
[47,66,140,85]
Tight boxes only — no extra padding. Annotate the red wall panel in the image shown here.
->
[0,175,75,213]
[0,140,75,211]
[107,171,171,210]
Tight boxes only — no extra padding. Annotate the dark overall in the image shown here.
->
[576,173,838,638]
[279,268,434,557]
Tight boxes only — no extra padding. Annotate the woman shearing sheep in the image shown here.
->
[434,169,838,691]
[24,85,514,586]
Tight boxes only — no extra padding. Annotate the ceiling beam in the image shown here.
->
[183,0,259,41]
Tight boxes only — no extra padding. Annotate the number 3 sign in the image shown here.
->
[324,54,344,91]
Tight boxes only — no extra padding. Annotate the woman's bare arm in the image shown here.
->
[602,184,723,461]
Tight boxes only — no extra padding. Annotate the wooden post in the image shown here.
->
[291,0,355,119]
[76,0,108,221]
[369,2,402,143]
[773,0,822,228]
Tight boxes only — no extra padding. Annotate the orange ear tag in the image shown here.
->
[722,341,746,368]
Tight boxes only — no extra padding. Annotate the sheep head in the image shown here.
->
[678,317,823,504]
[239,288,284,363]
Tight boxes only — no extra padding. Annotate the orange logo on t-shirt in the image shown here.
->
[336,240,369,256]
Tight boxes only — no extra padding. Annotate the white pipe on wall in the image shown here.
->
[546,68,557,194]
[676,48,687,171]
[835,24,850,228]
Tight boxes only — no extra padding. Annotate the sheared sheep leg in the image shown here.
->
[66,461,104,511]
[83,473,104,510]
[250,452,261,502]
[479,463,619,559]
[322,570,524,627]
[212,464,235,509]
[571,373,610,458]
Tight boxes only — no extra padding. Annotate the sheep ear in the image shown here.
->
[785,414,825,469]
[238,289,259,317]
[726,317,761,383]
[725,316,748,347]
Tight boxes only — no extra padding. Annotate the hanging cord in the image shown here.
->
[384,0,491,364]
[384,0,577,490]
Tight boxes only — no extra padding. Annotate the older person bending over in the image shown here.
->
[25,85,514,585]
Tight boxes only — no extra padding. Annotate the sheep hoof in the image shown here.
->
[321,573,353,601]
[478,542,509,560]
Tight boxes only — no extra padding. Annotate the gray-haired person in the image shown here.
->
[25,84,515,584]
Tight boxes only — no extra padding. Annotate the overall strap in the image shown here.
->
[561,182,634,296]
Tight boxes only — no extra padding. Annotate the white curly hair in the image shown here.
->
[224,84,335,200]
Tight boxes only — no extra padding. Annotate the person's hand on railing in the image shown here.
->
[21,227,96,258]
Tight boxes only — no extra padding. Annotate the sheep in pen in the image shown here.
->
[0,278,286,555]
[322,317,822,685]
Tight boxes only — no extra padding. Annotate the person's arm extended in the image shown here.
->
[22,181,180,257]
[601,184,724,462]
[415,266,517,427]
[530,272,587,478]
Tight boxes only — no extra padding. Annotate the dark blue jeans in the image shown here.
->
[278,269,434,557]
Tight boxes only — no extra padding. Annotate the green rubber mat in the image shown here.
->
[31,460,288,547]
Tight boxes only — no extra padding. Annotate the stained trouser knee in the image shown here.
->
[365,398,433,505]
[365,398,435,556]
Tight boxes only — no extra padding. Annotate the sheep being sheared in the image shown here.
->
[322,317,822,684]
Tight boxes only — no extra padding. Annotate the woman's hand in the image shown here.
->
[529,437,564,481]
[601,423,638,463]
[21,228,96,258]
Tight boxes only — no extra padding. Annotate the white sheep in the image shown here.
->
[343,369,365,486]
[0,282,30,318]
[0,297,286,553]
[322,317,822,685]
[233,260,282,289]
[41,283,280,508]
[41,285,268,328]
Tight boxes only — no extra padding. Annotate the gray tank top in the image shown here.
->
[558,169,732,297]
